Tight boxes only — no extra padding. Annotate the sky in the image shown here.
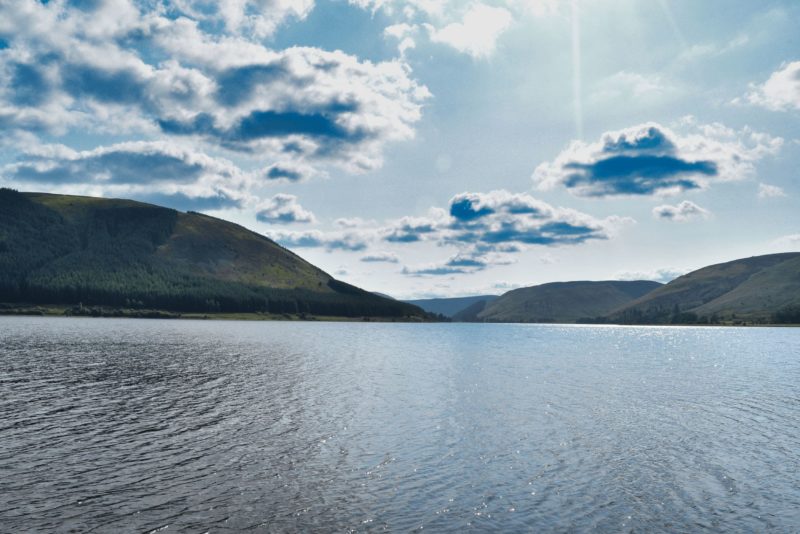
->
[0,0,798,299]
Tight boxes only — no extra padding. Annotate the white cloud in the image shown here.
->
[268,229,373,251]
[266,188,630,273]
[361,252,400,263]
[533,120,782,197]
[758,182,787,199]
[615,268,687,284]
[652,200,709,222]
[263,161,322,183]
[169,0,314,38]
[0,1,431,179]
[1,140,253,209]
[771,234,800,251]
[384,23,419,56]
[744,61,800,111]
[256,194,316,224]
[393,190,630,275]
[426,3,512,59]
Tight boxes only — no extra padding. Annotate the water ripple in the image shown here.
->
[1,318,799,532]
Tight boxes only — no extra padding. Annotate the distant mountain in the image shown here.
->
[405,295,499,318]
[476,280,662,323]
[612,253,800,324]
[0,189,425,319]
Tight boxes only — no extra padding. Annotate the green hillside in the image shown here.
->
[612,253,800,324]
[476,280,662,323]
[0,189,424,319]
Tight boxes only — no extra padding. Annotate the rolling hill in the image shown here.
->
[405,295,499,318]
[612,253,800,324]
[0,189,425,319]
[474,280,662,323]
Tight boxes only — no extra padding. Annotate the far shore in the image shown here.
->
[0,304,429,323]
[1,303,797,327]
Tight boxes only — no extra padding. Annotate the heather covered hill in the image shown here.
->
[0,189,424,319]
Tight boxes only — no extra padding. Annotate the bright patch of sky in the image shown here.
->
[1,0,798,298]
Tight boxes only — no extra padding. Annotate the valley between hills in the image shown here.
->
[1,189,798,325]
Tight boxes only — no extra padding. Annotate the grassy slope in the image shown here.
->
[694,256,800,316]
[30,192,333,292]
[478,280,662,323]
[613,253,800,321]
[1,190,422,318]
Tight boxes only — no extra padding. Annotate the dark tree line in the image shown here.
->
[772,305,800,324]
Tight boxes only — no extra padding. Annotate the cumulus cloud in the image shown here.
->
[772,233,800,250]
[0,0,430,180]
[263,188,628,273]
[335,217,373,228]
[443,190,621,246]
[256,194,316,224]
[426,4,512,59]
[402,249,517,276]
[402,264,472,276]
[170,0,314,38]
[394,190,628,275]
[151,44,430,172]
[382,213,444,243]
[364,0,543,59]
[615,268,687,284]
[384,23,418,57]
[263,161,320,183]
[269,229,371,251]
[652,200,709,222]
[758,182,787,199]
[1,141,251,210]
[533,121,782,197]
[361,252,400,263]
[744,61,800,111]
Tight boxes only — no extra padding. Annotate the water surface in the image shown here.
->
[1,317,799,531]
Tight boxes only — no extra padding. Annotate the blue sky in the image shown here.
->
[1,0,798,298]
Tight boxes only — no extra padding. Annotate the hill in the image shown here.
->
[0,189,425,319]
[612,253,800,324]
[405,295,498,318]
[476,280,662,323]
[451,298,494,322]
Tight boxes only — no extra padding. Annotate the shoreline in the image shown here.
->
[0,304,430,323]
[1,304,797,327]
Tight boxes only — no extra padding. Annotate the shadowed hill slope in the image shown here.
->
[405,295,499,318]
[451,298,494,322]
[477,280,662,323]
[612,253,800,323]
[0,189,423,318]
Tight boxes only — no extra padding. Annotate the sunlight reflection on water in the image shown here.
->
[1,318,799,532]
